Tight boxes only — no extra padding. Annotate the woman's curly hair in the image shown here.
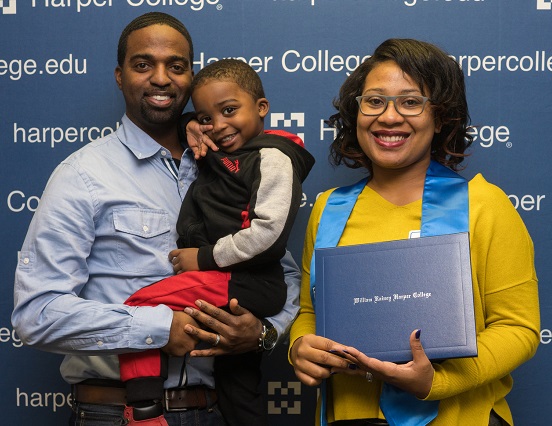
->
[328,39,472,173]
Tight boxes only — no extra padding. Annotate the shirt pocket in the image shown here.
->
[113,208,172,274]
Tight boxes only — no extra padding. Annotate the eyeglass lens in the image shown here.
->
[358,95,427,116]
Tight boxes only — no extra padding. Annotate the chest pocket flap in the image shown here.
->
[113,208,171,238]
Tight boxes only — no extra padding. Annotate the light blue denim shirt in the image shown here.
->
[12,115,300,387]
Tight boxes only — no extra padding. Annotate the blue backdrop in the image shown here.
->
[1,1,551,424]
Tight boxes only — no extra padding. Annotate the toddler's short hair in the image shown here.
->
[192,58,265,100]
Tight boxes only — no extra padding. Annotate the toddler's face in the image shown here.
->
[192,80,269,153]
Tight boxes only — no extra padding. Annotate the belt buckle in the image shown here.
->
[163,390,187,413]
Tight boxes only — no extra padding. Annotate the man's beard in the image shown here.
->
[140,102,182,126]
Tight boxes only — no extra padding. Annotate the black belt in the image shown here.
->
[72,382,217,411]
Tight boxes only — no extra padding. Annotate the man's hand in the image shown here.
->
[186,119,217,159]
[183,298,262,356]
[161,311,200,357]
[169,248,199,273]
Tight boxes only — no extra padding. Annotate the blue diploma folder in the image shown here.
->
[315,232,477,362]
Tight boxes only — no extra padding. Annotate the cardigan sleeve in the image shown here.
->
[289,189,334,358]
[426,175,540,400]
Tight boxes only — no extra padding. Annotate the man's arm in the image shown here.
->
[266,250,301,343]
[11,160,178,355]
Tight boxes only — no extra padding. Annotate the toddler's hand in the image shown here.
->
[169,248,199,273]
[186,120,217,159]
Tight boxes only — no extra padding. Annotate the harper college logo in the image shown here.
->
[1,0,16,14]
[537,0,552,10]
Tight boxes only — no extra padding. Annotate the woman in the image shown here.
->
[289,39,540,426]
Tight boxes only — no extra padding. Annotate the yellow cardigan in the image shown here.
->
[290,174,540,425]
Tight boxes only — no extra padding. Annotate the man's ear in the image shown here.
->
[114,66,122,90]
[257,98,269,118]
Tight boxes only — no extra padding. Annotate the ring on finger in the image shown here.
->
[365,371,373,382]
[213,334,221,347]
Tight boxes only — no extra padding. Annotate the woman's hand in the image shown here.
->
[186,119,217,159]
[290,334,352,387]
[182,298,262,356]
[335,329,435,399]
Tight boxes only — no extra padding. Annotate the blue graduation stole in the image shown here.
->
[310,160,469,426]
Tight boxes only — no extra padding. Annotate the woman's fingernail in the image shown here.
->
[348,364,358,370]
[415,329,422,339]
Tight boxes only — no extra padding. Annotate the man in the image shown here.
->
[11,12,300,426]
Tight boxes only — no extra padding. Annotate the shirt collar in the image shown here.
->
[116,114,173,160]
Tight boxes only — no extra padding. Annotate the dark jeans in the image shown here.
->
[214,351,267,426]
[69,402,226,426]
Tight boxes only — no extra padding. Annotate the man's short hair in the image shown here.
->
[117,12,194,67]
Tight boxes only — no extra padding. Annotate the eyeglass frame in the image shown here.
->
[355,94,431,117]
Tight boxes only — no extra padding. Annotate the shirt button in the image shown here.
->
[23,257,30,265]
[161,150,167,156]
[97,341,104,347]
[146,337,153,345]
[143,225,149,233]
